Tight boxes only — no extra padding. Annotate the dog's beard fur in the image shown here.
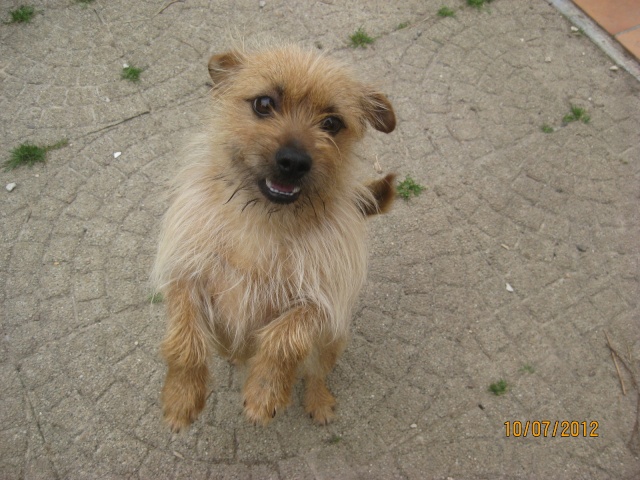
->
[153,44,396,430]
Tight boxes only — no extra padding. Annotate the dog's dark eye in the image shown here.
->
[320,116,344,135]
[253,96,275,117]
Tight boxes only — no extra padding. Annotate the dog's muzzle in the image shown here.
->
[259,146,311,204]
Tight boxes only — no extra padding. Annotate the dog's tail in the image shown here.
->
[357,173,396,217]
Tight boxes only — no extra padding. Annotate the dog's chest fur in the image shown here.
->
[206,198,369,358]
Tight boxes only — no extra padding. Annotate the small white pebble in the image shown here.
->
[410,423,417,429]
[506,283,514,293]
[259,0,266,7]
[570,26,579,32]
[34,174,39,178]
[113,152,122,159]
[123,63,129,68]
[610,65,619,71]
[134,341,139,346]
[544,57,551,63]
[6,183,16,192]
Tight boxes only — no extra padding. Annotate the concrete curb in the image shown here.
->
[549,0,640,81]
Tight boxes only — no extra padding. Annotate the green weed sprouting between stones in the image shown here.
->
[397,175,425,200]
[467,0,494,9]
[121,66,143,82]
[489,379,508,396]
[149,292,164,304]
[562,105,590,124]
[438,7,456,17]
[521,364,535,374]
[8,5,36,23]
[4,139,68,171]
[540,124,554,134]
[349,27,375,48]
[396,22,410,30]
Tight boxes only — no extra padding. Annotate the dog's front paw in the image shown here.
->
[359,173,397,216]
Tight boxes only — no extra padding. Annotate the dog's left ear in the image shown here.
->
[362,91,396,133]
[208,50,245,86]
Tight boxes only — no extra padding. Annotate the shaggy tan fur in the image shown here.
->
[153,44,396,431]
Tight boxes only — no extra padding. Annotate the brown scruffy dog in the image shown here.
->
[153,44,396,432]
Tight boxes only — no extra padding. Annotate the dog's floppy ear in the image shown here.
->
[208,50,244,86]
[362,91,396,133]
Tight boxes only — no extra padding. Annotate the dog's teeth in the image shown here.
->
[265,179,300,196]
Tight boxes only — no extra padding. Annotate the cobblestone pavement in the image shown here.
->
[1,1,639,478]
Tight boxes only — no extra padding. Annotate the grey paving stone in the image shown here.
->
[1,0,639,478]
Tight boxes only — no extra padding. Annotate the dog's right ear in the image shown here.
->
[362,91,396,134]
[208,51,244,86]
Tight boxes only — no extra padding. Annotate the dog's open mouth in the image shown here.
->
[259,178,301,204]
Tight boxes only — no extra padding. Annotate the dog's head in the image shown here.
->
[207,46,395,207]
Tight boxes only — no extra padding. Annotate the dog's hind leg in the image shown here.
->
[160,282,211,432]
[302,336,347,425]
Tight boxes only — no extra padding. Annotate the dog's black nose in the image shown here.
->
[275,146,311,180]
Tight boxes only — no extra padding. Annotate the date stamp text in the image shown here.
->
[504,421,599,438]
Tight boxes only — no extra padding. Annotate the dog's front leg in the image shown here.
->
[359,173,396,216]
[160,282,211,432]
[243,305,319,426]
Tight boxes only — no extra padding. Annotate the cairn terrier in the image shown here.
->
[153,44,396,431]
